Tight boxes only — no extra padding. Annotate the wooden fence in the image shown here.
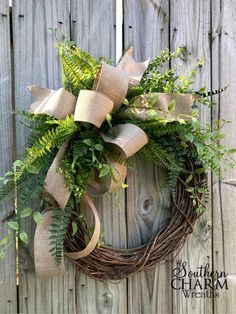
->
[0,0,236,313]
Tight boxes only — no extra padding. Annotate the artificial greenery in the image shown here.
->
[0,40,235,265]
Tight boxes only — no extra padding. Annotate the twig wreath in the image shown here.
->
[0,41,236,280]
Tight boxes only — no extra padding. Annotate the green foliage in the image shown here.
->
[140,48,184,94]
[59,128,112,201]
[57,42,100,95]
[15,116,79,181]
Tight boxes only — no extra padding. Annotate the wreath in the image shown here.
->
[0,40,235,281]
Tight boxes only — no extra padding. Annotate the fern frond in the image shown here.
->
[16,116,79,180]
[137,121,187,139]
[0,152,53,205]
[15,111,54,124]
[49,207,72,265]
[57,43,100,95]
[140,141,182,172]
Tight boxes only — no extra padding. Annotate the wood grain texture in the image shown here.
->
[212,1,236,313]
[12,1,76,313]
[71,1,127,313]
[0,1,17,313]
[170,1,213,313]
[71,0,116,59]
[123,1,173,313]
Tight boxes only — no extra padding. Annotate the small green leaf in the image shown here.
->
[168,99,176,112]
[94,144,103,151]
[0,250,6,260]
[91,151,97,163]
[197,187,206,194]
[13,160,23,167]
[186,187,194,192]
[198,58,204,66]
[192,199,197,207]
[7,221,19,231]
[195,168,205,174]
[185,174,193,184]
[197,206,206,214]
[72,222,78,236]
[180,141,188,149]
[5,171,13,177]
[0,237,9,246]
[122,98,129,105]
[121,183,129,189]
[202,133,212,141]
[99,164,111,177]
[214,133,226,140]
[19,231,28,244]
[228,148,236,154]
[33,211,43,224]
[20,207,32,218]
[184,133,194,143]
[27,165,41,174]
[83,139,92,146]
[178,119,186,124]
[198,86,206,93]
[77,213,85,219]
[106,113,113,128]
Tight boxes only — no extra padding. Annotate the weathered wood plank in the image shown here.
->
[0,1,17,313]
[170,1,212,313]
[12,1,76,313]
[212,1,236,313]
[71,1,127,313]
[123,1,173,313]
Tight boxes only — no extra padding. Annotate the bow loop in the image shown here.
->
[29,86,76,119]
[74,90,113,127]
[101,124,148,159]
[117,47,150,86]
[93,63,129,112]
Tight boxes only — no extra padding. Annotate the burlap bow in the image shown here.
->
[31,48,198,277]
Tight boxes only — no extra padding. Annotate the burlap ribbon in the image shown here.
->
[31,48,198,277]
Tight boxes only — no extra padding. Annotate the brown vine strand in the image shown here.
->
[64,171,204,281]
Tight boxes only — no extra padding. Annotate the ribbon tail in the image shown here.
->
[44,143,71,209]
[65,193,101,259]
[34,209,65,277]
[29,86,76,119]
[28,85,52,100]
[117,47,149,86]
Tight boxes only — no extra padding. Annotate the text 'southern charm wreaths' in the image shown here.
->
[30,49,201,280]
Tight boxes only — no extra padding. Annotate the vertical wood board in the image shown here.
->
[0,1,17,313]
[12,1,75,313]
[124,1,173,313]
[170,0,212,313]
[212,0,236,313]
[170,1,212,313]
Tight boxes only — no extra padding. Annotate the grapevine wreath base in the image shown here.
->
[65,170,203,280]
[1,42,233,281]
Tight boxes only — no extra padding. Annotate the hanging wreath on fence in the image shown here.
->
[0,40,235,280]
